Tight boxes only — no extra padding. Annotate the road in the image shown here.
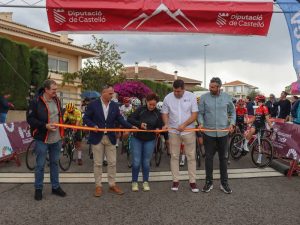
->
[0,142,299,225]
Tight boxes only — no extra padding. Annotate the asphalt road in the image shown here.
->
[0,177,299,225]
[0,141,299,225]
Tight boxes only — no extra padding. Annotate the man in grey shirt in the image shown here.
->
[198,77,235,194]
[27,79,66,200]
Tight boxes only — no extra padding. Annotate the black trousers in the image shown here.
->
[203,134,229,185]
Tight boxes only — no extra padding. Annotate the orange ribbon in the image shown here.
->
[53,123,229,133]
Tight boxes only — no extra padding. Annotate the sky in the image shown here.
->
[0,1,297,97]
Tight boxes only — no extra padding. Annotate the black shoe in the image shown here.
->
[202,181,213,193]
[220,183,232,194]
[52,187,66,197]
[34,189,43,201]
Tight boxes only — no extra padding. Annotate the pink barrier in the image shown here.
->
[0,121,33,161]
[272,122,300,162]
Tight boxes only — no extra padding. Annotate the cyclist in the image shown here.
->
[63,102,83,165]
[120,97,133,120]
[156,101,170,155]
[243,95,272,152]
[235,99,248,134]
[131,97,142,111]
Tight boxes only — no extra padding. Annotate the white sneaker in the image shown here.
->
[243,142,249,152]
[132,182,139,192]
[257,154,262,164]
[179,160,185,166]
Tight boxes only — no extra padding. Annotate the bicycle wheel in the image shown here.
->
[26,140,36,171]
[195,140,201,168]
[59,143,73,171]
[154,137,163,167]
[229,133,244,160]
[251,138,273,168]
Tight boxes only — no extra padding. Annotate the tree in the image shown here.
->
[248,89,261,100]
[62,36,125,91]
[114,81,152,101]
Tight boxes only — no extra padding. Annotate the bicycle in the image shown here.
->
[59,128,76,171]
[229,128,273,168]
[121,133,133,168]
[25,129,75,171]
[178,139,203,169]
[152,133,169,167]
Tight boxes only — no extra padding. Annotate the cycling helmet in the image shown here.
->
[66,102,75,112]
[237,99,245,105]
[131,98,141,107]
[255,95,266,103]
[123,97,130,104]
[156,101,163,111]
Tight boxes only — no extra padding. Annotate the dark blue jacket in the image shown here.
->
[26,88,64,142]
[246,101,255,116]
[0,96,9,114]
[83,99,133,145]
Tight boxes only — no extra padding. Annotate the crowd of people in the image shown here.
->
[25,78,300,201]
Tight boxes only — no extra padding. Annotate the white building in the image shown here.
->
[222,80,258,99]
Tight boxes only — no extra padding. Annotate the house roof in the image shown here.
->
[123,66,202,85]
[0,18,98,58]
[223,80,257,88]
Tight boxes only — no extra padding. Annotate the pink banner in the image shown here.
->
[0,121,33,159]
[271,122,300,163]
[46,0,273,36]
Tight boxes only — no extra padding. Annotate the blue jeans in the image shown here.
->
[131,137,155,182]
[34,140,62,190]
[0,113,7,123]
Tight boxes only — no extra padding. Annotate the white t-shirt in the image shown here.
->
[162,91,198,134]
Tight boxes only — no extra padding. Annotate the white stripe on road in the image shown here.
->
[0,168,283,183]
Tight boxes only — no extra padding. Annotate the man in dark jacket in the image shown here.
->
[83,85,136,197]
[275,91,291,121]
[0,93,14,123]
[245,96,255,116]
[265,94,278,118]
[27,79,66,201]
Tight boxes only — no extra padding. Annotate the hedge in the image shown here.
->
[0,36,48,109]
[139,79,172,101]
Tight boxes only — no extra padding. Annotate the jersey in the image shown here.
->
[63,108,82,125]
[120,104,133,120]
[253,105,269,128]
[236,107,248,124]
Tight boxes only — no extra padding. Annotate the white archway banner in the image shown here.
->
[46,0,273,36]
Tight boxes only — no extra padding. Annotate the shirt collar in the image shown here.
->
[100,97,110,106]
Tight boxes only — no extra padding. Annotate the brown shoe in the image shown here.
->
[78,159,83,166]
[109,185,124,195]
[94,186,102,197]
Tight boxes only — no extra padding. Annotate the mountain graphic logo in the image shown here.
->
[53,9,66,25]
[216,12,229,27]
[123,3,198,31]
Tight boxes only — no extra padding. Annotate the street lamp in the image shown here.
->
[203,44,209,89]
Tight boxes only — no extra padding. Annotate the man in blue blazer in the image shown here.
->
[83,85,136,197]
